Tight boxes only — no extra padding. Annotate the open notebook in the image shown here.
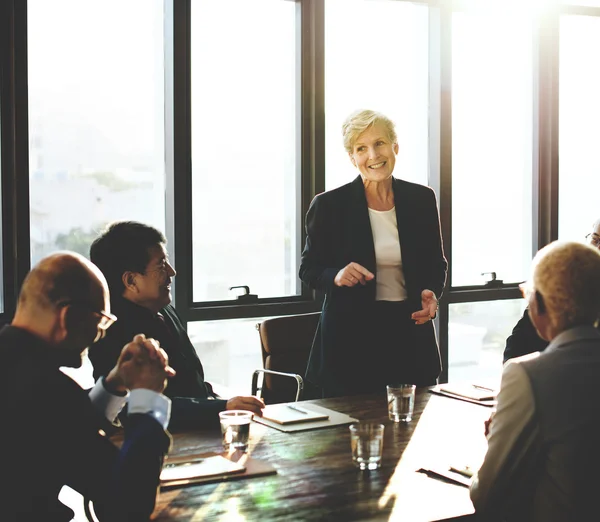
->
[159,452,277,489]
[437,383,496,401]
[160,455,245,486]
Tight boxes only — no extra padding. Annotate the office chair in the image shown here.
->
[252,312,320,404]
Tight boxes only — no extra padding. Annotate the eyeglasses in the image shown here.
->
[56,300,117,330]
[585,233,600,247]
[519,282,534,301]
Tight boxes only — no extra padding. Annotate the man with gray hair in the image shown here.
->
[503,218,600,362]
[470,241,600,521]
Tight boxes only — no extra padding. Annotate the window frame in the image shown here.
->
[1,0,599,381]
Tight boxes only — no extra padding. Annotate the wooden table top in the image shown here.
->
[152,389,491,522]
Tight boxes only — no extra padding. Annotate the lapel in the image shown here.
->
[348,175,376,275]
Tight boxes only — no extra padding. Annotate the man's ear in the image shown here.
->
[53,305,70,343]
[535,291,546,315]
[122,271,137,292]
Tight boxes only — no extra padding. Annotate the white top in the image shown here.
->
[368,207,407,301]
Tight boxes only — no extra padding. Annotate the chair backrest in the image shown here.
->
[256,312,320,404]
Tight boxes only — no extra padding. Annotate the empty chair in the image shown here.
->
[252,312,320,404]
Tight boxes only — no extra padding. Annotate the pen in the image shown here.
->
[472,384,495,392]
[164,458,204,469]
[287,404,308,414]
[449,466,474,479]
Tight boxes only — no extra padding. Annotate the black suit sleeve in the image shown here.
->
[419,188,447,300]
[299,194,341,292]
[90,414,171,522]
[503,309,549,363]
[44,379,171,522]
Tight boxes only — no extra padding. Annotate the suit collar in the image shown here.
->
[547,325,600,353]
[0,325,66,368]
[111,295,168,322]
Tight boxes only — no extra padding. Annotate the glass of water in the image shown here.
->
[387,384,416,422]
[219,410,253,452]
[349,423,385,470]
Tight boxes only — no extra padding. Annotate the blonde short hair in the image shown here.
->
[532,241,600,332]
[342,109,398,153]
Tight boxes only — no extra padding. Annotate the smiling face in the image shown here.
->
[126,243,176,313]
[349,122,399,183]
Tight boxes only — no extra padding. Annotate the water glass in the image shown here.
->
[349,423,385,470]
[219,410,253,452]
[387,384,416,422]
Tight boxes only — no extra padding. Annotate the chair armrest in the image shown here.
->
[251,369,304,402]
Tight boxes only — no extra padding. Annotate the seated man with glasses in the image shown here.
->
[471,240,600,521]
[0,252,175,522]
[503,218,600,363]
[88,221,264,431]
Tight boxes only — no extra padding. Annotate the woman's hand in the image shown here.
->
[334,262,375,287]
[411,289,438,324]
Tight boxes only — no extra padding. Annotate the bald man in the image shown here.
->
[0,252,175,522]
[471,241,600,522]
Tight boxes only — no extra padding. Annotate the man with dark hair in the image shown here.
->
[89,221,264,430]
[471,241,600,522]
[503,218,600,363]
[0,252,174,522]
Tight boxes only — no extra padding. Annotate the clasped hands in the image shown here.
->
[334,262,438,324]
[105,334,176,394]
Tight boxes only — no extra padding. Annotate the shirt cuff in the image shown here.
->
[128,389,172,430]
[89,378,129,424]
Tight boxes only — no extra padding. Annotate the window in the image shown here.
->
[187,317,267,393]
[451,11,533,286]
[325,0,429,190]
[448,299,527,384]
[558,15,600,240]
[190,0,299,303]
[28,0,166,264]
[561,0,600,6]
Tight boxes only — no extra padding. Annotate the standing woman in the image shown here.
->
[300,109,447,398]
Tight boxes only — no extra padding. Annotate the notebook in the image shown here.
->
[437,383,496,402]
[261,403,330,425]
[160,455,245,486]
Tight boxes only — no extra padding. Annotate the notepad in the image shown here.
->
[160,455,245,484]
[438,383,496,402]
[261,403,330,425]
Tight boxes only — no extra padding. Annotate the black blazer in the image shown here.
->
[90,297,227,430]
[300,176,447,393]
[0,326,171,522]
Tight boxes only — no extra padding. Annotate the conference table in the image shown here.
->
[151,388,492,522]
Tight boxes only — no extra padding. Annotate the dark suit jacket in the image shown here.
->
[90,296,226,430]
[299,176,447,396]
[0,325,171,522]
[503,309,600,363]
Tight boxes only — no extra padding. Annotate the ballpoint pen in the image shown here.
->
[472,384,495,392]
[287,404,308,414]
[449,466,474,479]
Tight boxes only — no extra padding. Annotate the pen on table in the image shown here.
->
[164,458,204,468]
[287,404,308,414]
[449,466,474,479]
[472,384,495,392]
